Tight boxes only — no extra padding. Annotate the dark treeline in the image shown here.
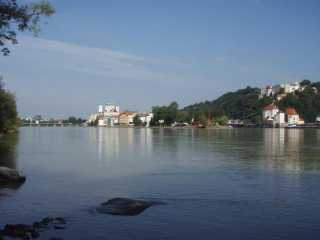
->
[150,87,272,126]
[22,116,87,125]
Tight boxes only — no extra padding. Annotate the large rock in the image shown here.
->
[96,198,160,216]
[0,166,26,187]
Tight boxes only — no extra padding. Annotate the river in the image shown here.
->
[1,127,320,239]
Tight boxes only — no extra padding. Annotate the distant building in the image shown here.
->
[228,119,244,127]
[98,105,103,114]
[138,113,154,127]
[119,112,137,126]
[316,115,320,123]
[88,103,153,127]
[262,104,279,121]
[260,82,302,99]
[283,82,300,94]
[260,85,274,98]
[274,111,286,127]
[96,103,120,126]
[262,104,304,127]
[285,108,300,126]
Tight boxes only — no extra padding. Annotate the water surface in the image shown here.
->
[1,127,320,239]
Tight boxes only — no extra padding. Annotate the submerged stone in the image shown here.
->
[0,166,26,187]
[96,197,160,216]
[0,217,66,240]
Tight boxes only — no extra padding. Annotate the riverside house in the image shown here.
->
[138,113,154,127]
[262,104,303,127]
[262,104,279,124]
[119,112,137,126]
[285,108,301,126]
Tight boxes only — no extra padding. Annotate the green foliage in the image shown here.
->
[214,115,229,126]
[300,79,312,87]
[0,80,18,133]
[176,110,190,123]
[183,87,273,123]
[133,115,142,126]
[152,101,179,126]
[197,113,208,127]
[0,0,55,55]
[66,116,85,125]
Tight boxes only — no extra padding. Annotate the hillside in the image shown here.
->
[277,81,320,122]
[182,80,320,124]
[182,87,272,123]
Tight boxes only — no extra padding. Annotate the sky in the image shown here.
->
[1,0,320,118]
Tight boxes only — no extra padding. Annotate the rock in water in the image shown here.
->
[96,198,157,216]
[0,166,26,186]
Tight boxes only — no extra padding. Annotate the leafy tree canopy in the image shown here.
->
[151,101,179,126]
[133,115,142,126]
[0,79,18,133]
[0,0,55,55]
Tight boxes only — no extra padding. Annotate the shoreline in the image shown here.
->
[18,125,320,129]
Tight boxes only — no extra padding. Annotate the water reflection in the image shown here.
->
[147,128,320,172]
[203,128,320,172]
[0,134,19,169]
[89,127,154,162]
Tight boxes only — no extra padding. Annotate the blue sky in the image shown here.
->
[1,0,320,117]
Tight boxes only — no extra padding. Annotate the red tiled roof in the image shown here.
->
[285,107,298,115]
[263,104,277,110]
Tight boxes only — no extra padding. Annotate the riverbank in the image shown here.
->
[18,124,320,130]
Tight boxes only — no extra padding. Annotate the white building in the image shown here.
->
[274,112,286,127]
[283,82,300,94]
[138,113,154,127]
[260,86,274,98]
[260,82,302,99]
[262,104,279,121]
[119,112,137,126]
[316,115,320,123]
[97,103,120,126]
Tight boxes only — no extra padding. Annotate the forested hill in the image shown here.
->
[182,87,272,123]
[182,80,320,123]
[278,81,320,122]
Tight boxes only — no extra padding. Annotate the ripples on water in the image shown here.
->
[0,127,320,239]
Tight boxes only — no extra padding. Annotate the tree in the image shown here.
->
[133,115,142,126]
[67,116,85,125]
[176,110,190,123]
[300,79,312,87]
[215,115,228,126]
[198,113,208,127]
[0,0,55,55]
[0,80,18,133]
[151,101,179,126]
